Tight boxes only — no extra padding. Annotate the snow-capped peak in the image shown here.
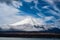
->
[10,17,34,26]
[0,17,58,31]
[10,17,45,26]
[7,17,47,31]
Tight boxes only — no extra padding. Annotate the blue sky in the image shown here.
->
[0,0,60,25]
[17,0,60,18]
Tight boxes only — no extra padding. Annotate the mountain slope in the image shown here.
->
[0,17,60,31]
[9,17,47,31]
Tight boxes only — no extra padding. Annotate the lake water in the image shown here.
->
[0,37,60,40]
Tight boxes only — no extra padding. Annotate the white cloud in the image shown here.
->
[45,0,60,13]
[37,13,45,18]
[45,0,54,4]
[0,2,27,25]
[12,1,23,8]
[24,0,33,2]
[49,9,60,17]
[44,16,55,21]
[42,6,49,9]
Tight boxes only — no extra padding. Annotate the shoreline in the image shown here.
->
[0,32,60,38]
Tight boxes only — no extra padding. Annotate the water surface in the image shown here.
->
[0,37,60,40]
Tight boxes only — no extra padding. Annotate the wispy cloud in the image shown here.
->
[24,0,33,2]
[45,0,60,14]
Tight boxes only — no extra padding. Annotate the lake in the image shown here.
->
[0,37,60,40]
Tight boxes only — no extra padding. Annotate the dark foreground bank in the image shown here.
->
[0,31,60,38]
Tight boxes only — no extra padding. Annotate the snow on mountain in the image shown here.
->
[10,17,45,26]
[8,17,47,31]
[10,17,34,26]
[0,17,59,31]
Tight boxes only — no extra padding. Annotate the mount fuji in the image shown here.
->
[8,17,46,31]
[0,17,59,31]
[10,17,46,26]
